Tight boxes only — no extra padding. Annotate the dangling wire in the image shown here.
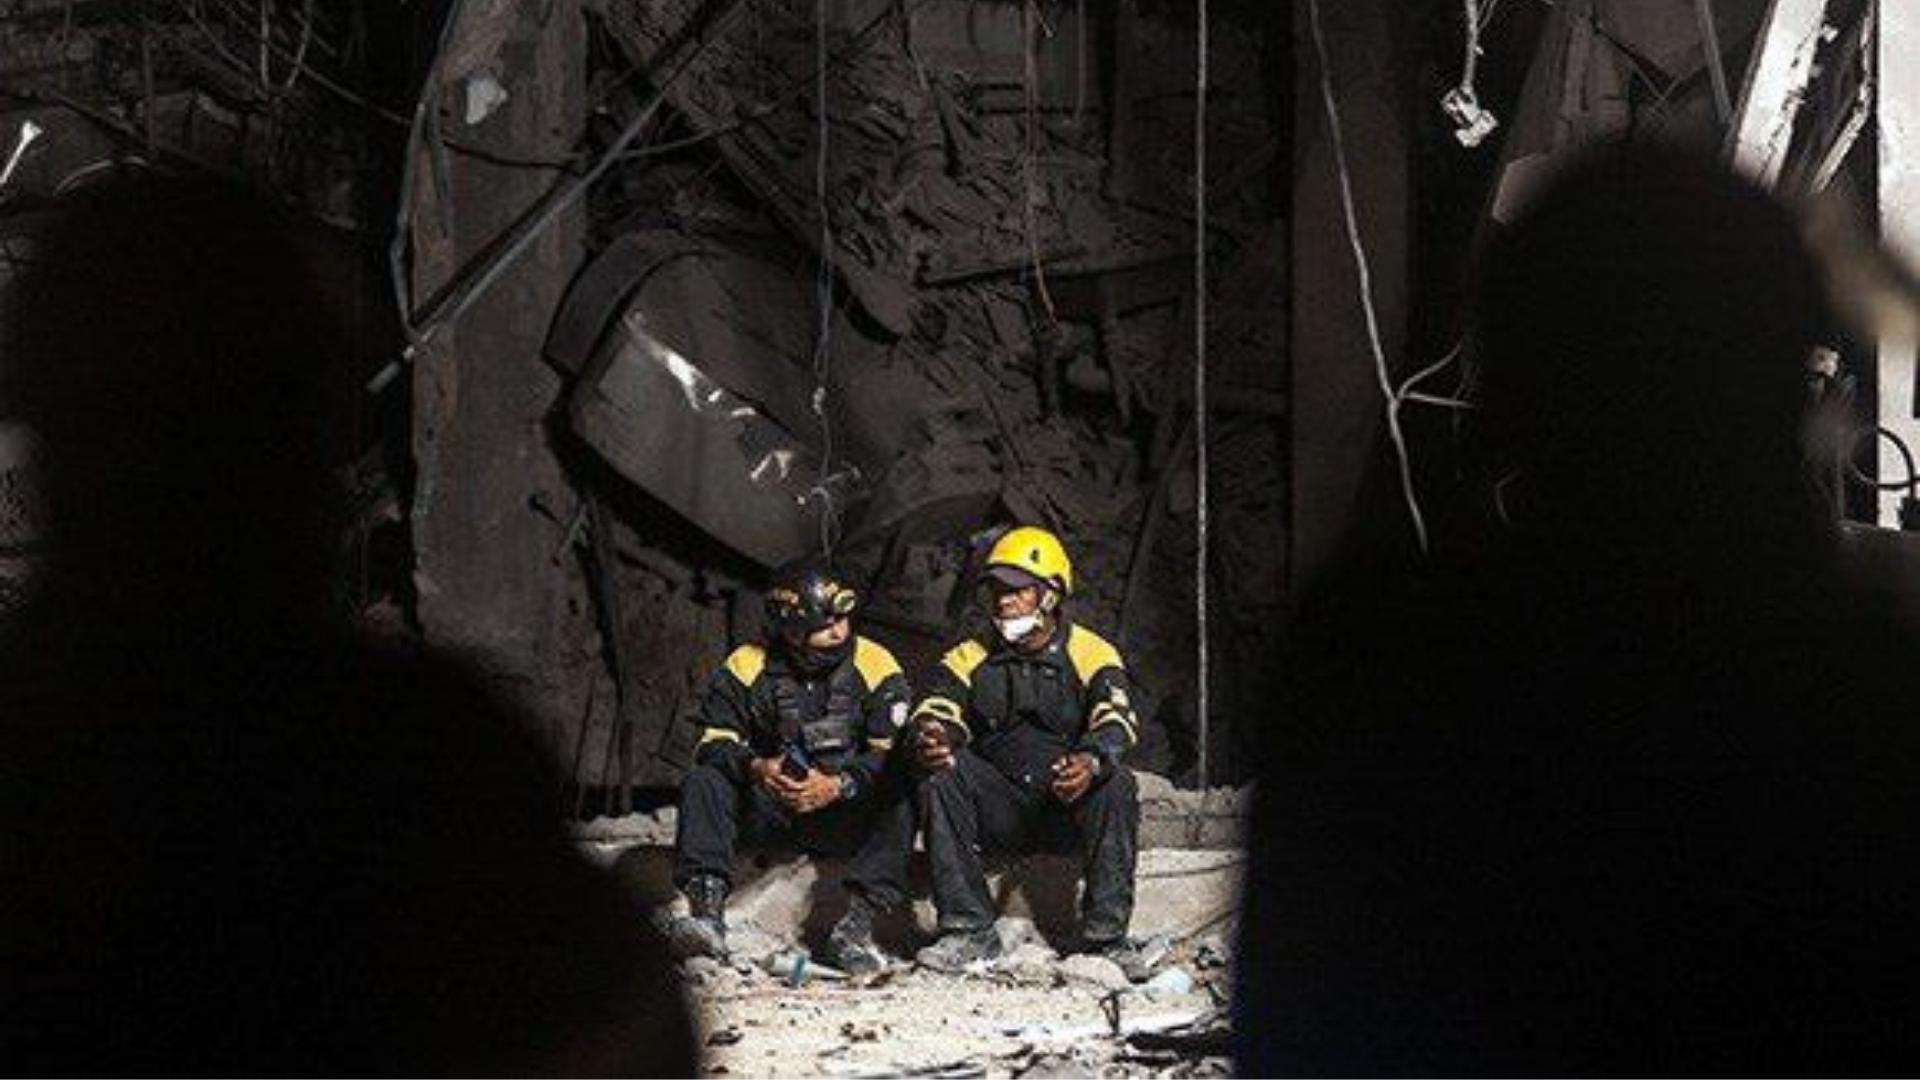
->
[1306,0,1430,554]
[1023,0,1058,322]
[1461,0,1481,95]
[810,0,841,557]
[1193,0,1211,797]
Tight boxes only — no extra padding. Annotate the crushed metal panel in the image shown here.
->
[1725,0,1830,187]
[544,230,712,374]
[623,252,824,446]
[570,310,819,567]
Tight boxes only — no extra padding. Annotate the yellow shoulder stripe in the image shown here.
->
[852,636,905,690]
[1065,625,1124,684]
[941,639,991,685]
[723,644,767,686]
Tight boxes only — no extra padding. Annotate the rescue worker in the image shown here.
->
[910,526,1147,977]
[672,563,914,975]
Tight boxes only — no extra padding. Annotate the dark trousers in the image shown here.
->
[916,750,1139,942]
[673,762,914,910]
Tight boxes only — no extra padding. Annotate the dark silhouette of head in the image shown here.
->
[1470,146,1830,555]
[2,177,345,622]
[1239,148,1920,1075]
[0,177,693,1074]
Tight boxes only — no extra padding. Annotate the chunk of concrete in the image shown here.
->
[724,920,789,967]
[994,915,1039,954]
[1059,953,1131,992]
[998,941,1060,986]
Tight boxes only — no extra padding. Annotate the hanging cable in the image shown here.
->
[1441,0,1499,146]
[257,0,273,96]
[1193,0,1210,797]
[273,0,317,98]
[1306,0,1431,554]
[373,0,747,392]
[1023,0,1058,322]
[1846,425,1920,495]
[1462,0,1481,91]
[808,0,842,557]
[385,0,471,357]
[1694,0,1733,124]
[1393,340,1480,415]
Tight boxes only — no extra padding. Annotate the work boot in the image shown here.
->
[823,894,888,977]
[669,874,730,960]
[914,926,1002,973]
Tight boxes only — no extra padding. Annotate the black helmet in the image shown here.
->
[764,562,858,633]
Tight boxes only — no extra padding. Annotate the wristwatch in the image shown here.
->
[836,772,859,801]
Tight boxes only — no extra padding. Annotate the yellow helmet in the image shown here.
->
[984,525,1073,596]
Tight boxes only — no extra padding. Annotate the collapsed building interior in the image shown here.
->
[2,0,1918,1074]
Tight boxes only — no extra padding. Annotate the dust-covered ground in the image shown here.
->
[683,919,1232,1078]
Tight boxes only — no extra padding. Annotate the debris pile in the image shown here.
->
[540,0,1288,804]
[680,914,1234,1078]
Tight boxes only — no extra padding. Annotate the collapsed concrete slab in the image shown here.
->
[570,770,1250,850]
[573,772,1248,951]
[594,843,1243,954]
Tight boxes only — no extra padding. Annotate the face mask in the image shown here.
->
[996,613,1042,643]
[788,633,851,674]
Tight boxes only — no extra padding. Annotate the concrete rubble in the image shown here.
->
[573,770,1249,852]
[1057,953,1131,993]
[675,912,1234,1078]
[579,770,1245,1073]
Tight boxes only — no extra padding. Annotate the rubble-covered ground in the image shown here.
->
[682,916,1233,1079]
[577,776,1246,1076]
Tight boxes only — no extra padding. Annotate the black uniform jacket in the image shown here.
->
[911,619,1140,793]
[691,636,910,800]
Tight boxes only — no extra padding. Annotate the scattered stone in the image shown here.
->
[998,941,1060,986]
[1007,1049,1090,1078]
[1142,966,1195,1000]
[681,955,724,984]
[993,915,1038,954]
[724,921,787,966]
[1058,953,1131,992]
[1130,933,1176,976]
[705,1025,743,1047]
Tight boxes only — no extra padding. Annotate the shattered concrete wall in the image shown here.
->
[400,2,606,756]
